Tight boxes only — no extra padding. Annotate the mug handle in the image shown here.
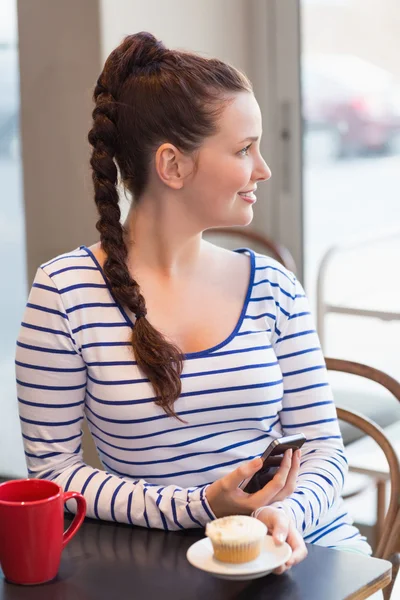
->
[62,491,87,549]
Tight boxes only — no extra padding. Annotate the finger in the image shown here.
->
[273,523,307,573]
[272,449,301,502]
[221,457,263,491]
[251,449,293,506]
[272,448,293,487]
[273,564,288,575]
[285,526,308,567]
[268,511,290,546]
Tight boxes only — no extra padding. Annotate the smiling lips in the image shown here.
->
[238,190,257,203]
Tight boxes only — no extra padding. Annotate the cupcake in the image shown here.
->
[205,515,267,564]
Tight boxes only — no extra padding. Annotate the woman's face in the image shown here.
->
[184,91,271,229]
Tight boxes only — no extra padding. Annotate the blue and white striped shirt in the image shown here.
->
[15,245,370,550]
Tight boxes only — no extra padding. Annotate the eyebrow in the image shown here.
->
[239,136,260,144]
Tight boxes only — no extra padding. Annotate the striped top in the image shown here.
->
[15,244,370,551]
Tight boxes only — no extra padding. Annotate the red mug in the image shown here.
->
[0,478,86,585]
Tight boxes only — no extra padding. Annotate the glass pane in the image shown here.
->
[0,0,28,477]
[301,0,400,380]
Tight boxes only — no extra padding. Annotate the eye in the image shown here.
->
[238,144,252,156]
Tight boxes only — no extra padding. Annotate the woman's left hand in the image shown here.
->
[255,506,308,574]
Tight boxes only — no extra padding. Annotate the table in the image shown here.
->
[0,517,392,600]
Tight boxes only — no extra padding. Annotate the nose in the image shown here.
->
[253,155,271,182]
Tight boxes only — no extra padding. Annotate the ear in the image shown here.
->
[154,143,194,190]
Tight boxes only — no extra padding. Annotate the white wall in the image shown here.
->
[18,0,101,286]
[100,0,251,71]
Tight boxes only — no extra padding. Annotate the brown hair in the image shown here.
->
[88,31,252,421]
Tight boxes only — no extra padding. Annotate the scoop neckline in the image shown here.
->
[80,244,256,359]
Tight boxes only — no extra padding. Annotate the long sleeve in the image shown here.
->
[270,276,347,536]
[15,267,215,530]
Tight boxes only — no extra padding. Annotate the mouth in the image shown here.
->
[238,190,257,203]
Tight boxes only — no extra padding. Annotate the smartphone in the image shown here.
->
[238,433,306,494]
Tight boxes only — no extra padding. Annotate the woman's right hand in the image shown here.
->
[205,449,300,519]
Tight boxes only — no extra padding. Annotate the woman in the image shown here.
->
[16,31,371,574]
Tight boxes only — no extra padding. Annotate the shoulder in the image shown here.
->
[39,246,95,278]
[249,253,309,341]
[38,245,97,288]
[251,251,297,293]
[32,246,106,324]
[203,241,251,281]
[250,252,304,325]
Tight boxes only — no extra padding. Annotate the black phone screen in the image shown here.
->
[241,434,306,494]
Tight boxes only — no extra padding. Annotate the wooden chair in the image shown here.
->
[382,510,400,600]
[327,357,400,539]
[203,227,297,273]
[326,358,400,599]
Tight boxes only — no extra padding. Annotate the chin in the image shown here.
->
[203,206,254,230]
[230,207,254,228]
[241,211,254,227]
[214,213,254,229]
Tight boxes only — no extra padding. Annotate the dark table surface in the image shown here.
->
[0,516,392,600]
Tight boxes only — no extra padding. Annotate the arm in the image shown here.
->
[269,275,347,536]
[16,267,214,530]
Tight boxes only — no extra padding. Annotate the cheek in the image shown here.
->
[231,162,251,191]
[192,156,250,209]
[217,160,251,194]
[205,151,248,179]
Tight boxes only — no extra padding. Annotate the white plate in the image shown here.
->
[186,535,292,581]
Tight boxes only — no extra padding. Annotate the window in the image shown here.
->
[0,0,28,477]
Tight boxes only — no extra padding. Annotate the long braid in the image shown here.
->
[88,58,184,422]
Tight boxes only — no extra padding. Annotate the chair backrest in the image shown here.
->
[326,357,400,561]
[203,227,297,273]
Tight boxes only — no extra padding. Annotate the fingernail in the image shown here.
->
[277,534,285,544]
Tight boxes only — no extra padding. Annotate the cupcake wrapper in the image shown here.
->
[211,538,264,564]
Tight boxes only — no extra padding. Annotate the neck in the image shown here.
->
[122,194,207,280]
